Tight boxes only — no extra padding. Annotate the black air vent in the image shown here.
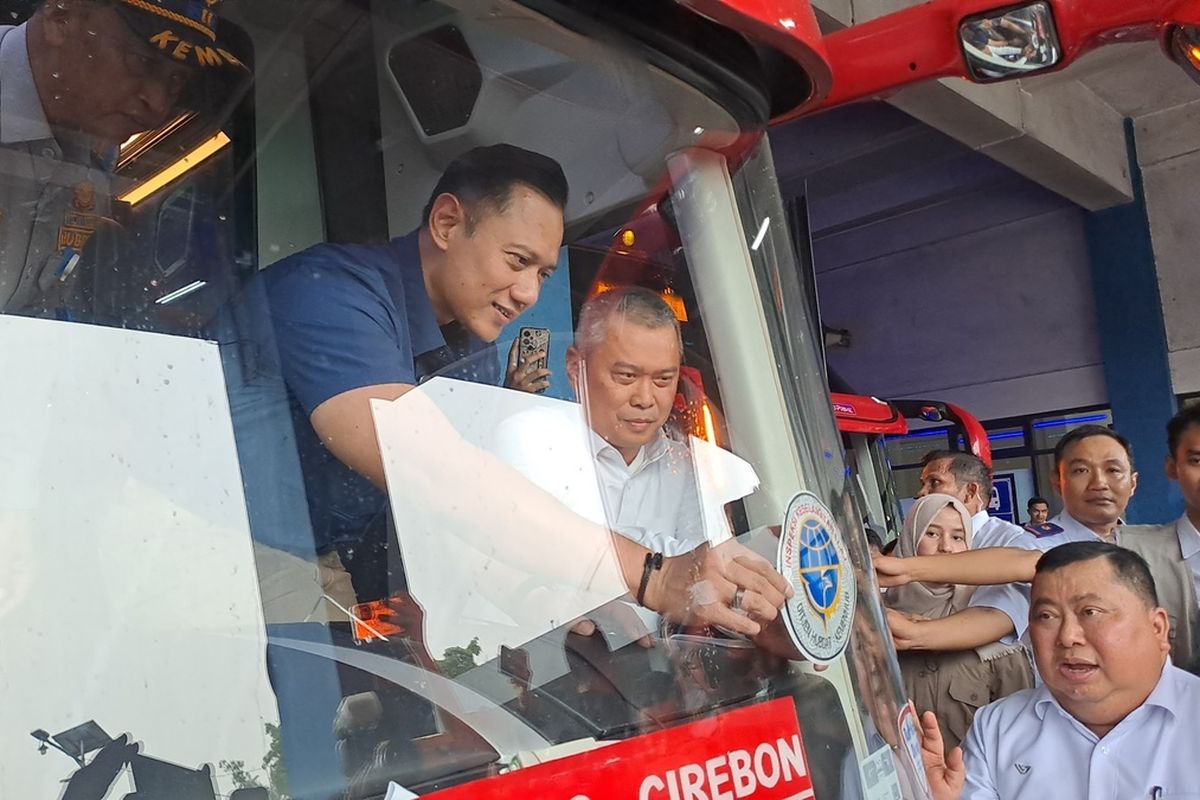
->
[388,25,482,136]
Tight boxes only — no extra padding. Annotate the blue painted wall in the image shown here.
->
[1083,121,1181,524]
[494,247,575,400]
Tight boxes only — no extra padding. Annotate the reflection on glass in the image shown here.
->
[960,1,1062,82]
[1,0,925,796]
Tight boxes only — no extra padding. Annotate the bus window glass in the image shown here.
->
[0,2,920,799]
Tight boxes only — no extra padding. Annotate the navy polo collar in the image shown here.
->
[387,229,446,358]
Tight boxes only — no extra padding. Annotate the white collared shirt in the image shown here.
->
[966,512,1041,641]
[1176,514,1200,602]
[970,514,1108,640]
[970,510,1035,549]
[589,429,705,557]
[962,662,1200,799]
[494,403,705,558]
[1041,511,1112,545]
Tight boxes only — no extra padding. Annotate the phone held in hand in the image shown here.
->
[518,326,551,392]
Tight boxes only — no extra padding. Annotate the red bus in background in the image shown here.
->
[833,394,994,549]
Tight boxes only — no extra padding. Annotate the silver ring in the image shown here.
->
[731,587,745,611]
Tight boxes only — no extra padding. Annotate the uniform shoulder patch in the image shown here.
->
[1024,522,1065,538]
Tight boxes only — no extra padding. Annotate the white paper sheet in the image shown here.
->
[373,379,762,663]
[0,317,276,799]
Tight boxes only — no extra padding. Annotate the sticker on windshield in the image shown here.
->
[898,704,932,798]
[777,491,856,663]
[857,744,903,800]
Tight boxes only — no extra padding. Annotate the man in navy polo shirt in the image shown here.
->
[252,143,791,637]
[259,144,566,605]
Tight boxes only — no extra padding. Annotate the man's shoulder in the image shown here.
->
[975,515,1038,549]
[971,685,1043,735]
[1165,662,1200,700]
[266,240,400,281]
[260,240,405,312]
[1117,522,1184,561]
[1119,522,1178,539]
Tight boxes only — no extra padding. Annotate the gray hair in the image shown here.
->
[574,286,682,356]
[921,449,993,502]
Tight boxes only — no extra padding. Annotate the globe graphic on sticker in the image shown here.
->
[797,516,841,623]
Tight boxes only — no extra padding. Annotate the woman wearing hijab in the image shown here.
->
[885,493,1033,752]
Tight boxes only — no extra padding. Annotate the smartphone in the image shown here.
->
[518,326,551,391]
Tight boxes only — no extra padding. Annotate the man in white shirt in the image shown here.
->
[1034,424,1138,545]
[914,450,1030,549]
[919,540,1200,800]
[567,286,705,557]
[1119,405,1200,673]
[562,286,798,650]
[1160,405,1200,596]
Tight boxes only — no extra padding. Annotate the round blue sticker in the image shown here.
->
[777,491,856,663]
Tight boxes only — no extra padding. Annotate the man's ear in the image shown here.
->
[1165,454,1178,482]
[1130,471,1139,498]
[962,482,981,511]
[565,346,582,395]
[1051,467,1064,499]
[426,193,466,252]
[1152,606,1171,653]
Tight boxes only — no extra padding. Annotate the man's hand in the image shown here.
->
[919,709,965,800]
[643,541,793,637]
[873,553,915,588]
[505,340,551,393]
[886,605,1016,652]
[569,601,654,648]
[885,607,927,651]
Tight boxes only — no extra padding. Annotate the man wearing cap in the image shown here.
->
[0,0,238,317]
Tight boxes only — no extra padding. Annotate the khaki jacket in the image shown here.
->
[899,647,1033,753]
[1119,523,1200,673]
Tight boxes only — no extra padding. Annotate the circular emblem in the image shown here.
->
[777,491,856,663]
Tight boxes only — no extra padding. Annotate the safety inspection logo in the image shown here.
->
[777,491,856,663]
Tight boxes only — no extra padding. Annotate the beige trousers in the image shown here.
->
[252,543,359,624]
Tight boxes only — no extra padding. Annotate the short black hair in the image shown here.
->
[920,449,992,501]
[863,526,884,552]
[1052,424,1134,472]
[1035,541,1158,608]
[422,144,568,229]
[1167,404,1200,458]
[1027,496,1049,510]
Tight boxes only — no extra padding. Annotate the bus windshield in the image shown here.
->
[0,2,920,799]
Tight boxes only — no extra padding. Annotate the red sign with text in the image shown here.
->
[425,699,814,800]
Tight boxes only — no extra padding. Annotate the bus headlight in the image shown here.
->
[1168,25,1200,86]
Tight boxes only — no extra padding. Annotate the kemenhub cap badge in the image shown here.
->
[777,491,856,663]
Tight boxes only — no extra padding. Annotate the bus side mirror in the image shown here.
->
[959,1,1061,83]
[1167,26,1200,87]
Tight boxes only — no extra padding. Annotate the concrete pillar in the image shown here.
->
[1083,121,1179,523]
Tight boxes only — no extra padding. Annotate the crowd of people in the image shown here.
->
[4,2,1199,799]
[881,410,1200,798]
